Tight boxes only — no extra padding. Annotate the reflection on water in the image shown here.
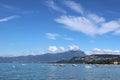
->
[0,63,120,80]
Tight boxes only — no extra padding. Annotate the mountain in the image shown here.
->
[57,54,120,64]
[0,50,86,63]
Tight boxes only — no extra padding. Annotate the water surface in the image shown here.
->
[0,63,120,80]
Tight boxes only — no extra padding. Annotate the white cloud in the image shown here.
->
[48,46,65,53]
[48,46,58,53]
[55,14,120,36]
[55,15,97,36]
[59,47,65,51]
[88,14,105,23]
[93,48,101,52]
[68,45,80,51]
[0,15,19,23]
[47,45,80,53]
[46,0,66,14]
[63,0,84,14]
[89,48,120,55]
[114,29,120,35]
[45,0,120,36]
[46,33,59,40]
[99,21,120,35]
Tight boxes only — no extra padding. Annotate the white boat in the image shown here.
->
[59,64,65,67]
[85,65,92,68]
[52,64,58,66]
[72,64,77,66]
[95,64,99,67]
[21,64,26,66]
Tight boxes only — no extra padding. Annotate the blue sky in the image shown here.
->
[0,0,120,56]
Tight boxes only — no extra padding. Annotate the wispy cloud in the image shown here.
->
[56,15,120,36]
[63,0,84,14]
[21,10,39,15]
[0,2,19,10]
[46,0,66,14]
[46,32,74,41]
[64,37,74,41]
[89,48,120,55]
[114,29,120,35]
[54,0,120,36]
[55,15,97,36]
[0,2,38,16]
[46,33,59,40]
[0,15,19,23]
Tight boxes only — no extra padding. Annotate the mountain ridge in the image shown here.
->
[0,50,86,63]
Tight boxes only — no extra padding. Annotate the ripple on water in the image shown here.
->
[0,63,120,80]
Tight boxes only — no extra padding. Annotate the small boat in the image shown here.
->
[21,64,26,66]
[72,64,77,66]
[52,64,58,66]
[95,64,99,67]
[85,65,92,68]
[59,64,65,67]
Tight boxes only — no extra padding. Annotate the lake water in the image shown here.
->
[0,63,120,80]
